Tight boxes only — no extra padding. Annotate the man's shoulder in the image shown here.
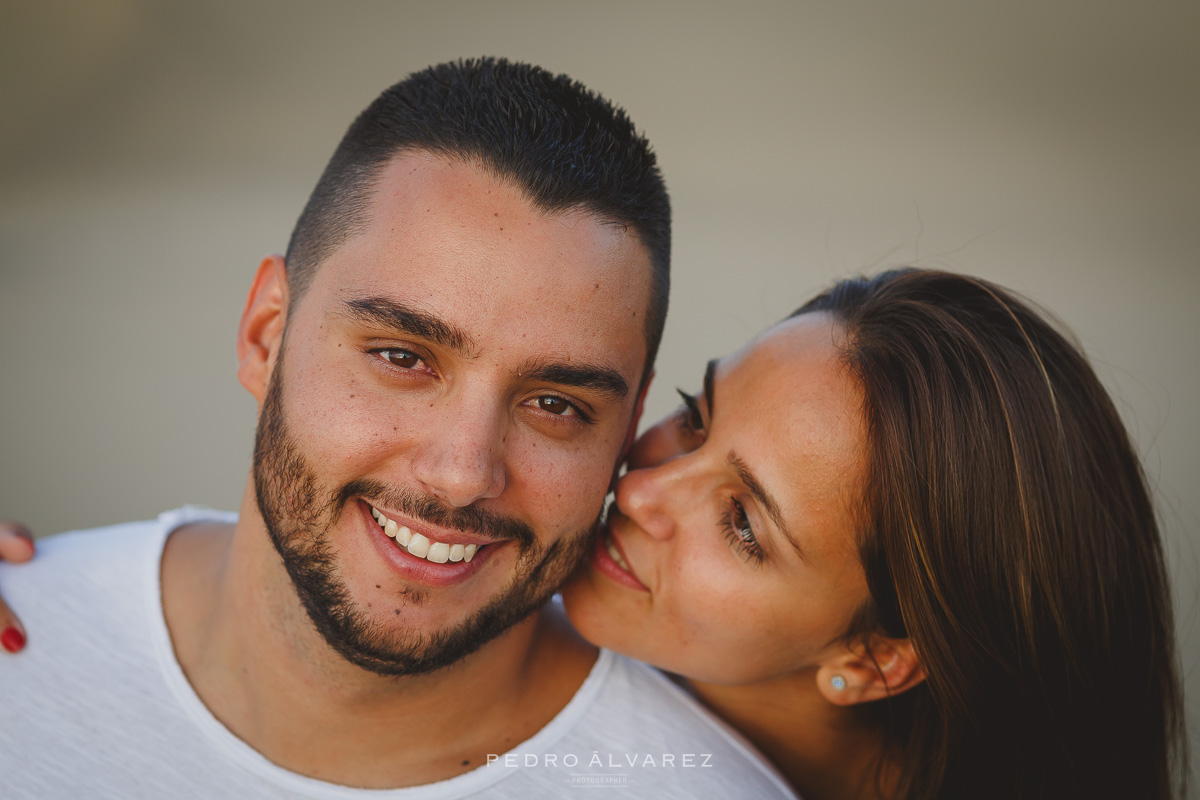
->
[0,507,235,633]
[2,516,161,595]
[11,506,232,567]
[38,515,165,554]
[0,508,262,798]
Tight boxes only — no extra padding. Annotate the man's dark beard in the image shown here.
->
[252,350,595,677]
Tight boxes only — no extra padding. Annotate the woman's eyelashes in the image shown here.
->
[674,389,762,563]
[676,388,705,435]
[721,498,765,564]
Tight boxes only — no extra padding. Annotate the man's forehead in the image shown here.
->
[295,152,653,375]
[367,153,644,262]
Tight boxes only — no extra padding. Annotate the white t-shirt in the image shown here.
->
[0,508,797,799]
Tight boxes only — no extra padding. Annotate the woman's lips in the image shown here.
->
[591,523,649,592]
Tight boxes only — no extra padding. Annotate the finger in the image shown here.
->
[0,521,35,563]
[0,606,25,653]
[0,522,32,652]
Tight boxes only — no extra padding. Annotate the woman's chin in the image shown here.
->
[557,562,622,651]
[561,548,595,591]
[556,561,596,627]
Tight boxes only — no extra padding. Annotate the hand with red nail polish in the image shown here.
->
[0,520,35,653]
[1,626,25,653]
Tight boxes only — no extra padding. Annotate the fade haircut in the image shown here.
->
[285,57,671,379]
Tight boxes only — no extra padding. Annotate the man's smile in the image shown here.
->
[357,500,505,589]
[368,502,485,563]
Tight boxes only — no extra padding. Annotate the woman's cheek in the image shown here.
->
[672,548,746,635]
[627,420,683,471]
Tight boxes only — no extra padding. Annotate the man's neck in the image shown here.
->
[160,480,597,788]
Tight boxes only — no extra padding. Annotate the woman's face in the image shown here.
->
[561,312,872,685]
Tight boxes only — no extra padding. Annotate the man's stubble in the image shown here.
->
[251,343,595,677]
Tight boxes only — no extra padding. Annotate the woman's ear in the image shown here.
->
[815,635,925,706]
[237,254,290,404]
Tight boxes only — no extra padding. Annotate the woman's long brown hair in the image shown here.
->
[799,269,1185,799]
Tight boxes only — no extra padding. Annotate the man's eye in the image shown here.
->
[378,349,424,369]
[535,396,577,416]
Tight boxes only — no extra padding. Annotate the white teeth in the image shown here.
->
[369,505,483,565]
[407,533,431,558]
[606,534,631,571]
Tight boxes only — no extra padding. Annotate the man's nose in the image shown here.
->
[410,395,507,508]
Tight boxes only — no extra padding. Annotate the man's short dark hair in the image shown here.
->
[285,57,671,378]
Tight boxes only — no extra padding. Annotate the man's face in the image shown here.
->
[250,152,652,675]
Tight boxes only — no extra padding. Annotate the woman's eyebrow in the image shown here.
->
[729,452,806,564]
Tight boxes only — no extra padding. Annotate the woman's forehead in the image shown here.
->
[717,312,868,554]
[720,312,848,395]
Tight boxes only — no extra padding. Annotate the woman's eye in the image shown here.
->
[676,389,705,435]
[535,396,578,416]
[723,499,765,565]
[378,349,425,370]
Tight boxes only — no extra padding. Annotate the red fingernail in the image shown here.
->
[1,627,25,653]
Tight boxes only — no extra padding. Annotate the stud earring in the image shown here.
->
[830,675,847,691]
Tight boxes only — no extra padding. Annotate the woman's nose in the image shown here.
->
[614,461,681,541]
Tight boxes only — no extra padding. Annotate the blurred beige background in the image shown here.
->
[2,0,1197,784]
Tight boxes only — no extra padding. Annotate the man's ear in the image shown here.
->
[236,254,289,403]
[611,370,654,493]
[815,634,925,706]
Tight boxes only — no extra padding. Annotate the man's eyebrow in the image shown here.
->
[337,297,476,356]
[520,360,629,403]
[729,451,807,564]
